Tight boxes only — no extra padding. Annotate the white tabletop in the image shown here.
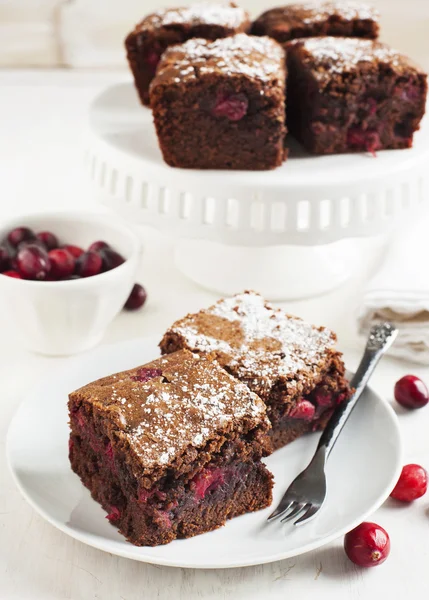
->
[1,69,428,600]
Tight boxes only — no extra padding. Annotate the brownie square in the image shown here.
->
[149,34,287,170]
[251,1,379,45]
[286,37,427,154]
[125,1,250,106]
[68,349,272,546]
[160,291,351,451]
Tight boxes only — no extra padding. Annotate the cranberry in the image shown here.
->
[75,251,102,278]
[390,464,427,502]
[7,226,35,248]
[394,375,429,409]
[124,284,147,311]
[313,390,333,408]
[192,468,225,500]
[344,522,390,567]
[36,231,58,251]
[16,244,51,280]
[347,128,381,156]
[88,240,110,252]
[105,506,121,521]
[131,367,162,383]
[289,399,315,421]
[63,244,84,259]
[144,50,161,75]
[212,93,249,121]
[0,245,10,271]
[100,247,125,272]
[2,270,22,278]
[48,249,75,279]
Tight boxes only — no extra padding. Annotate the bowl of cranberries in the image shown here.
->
[0,212,141,355]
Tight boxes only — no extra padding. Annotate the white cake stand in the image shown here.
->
[85,83,429,299]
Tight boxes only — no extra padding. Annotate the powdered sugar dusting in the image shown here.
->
[75,350,266,471]
[142,2,247,31]
[296,37,404,76]
[293,1,379,24]
[165,291,337,396]
[157,34,285,83]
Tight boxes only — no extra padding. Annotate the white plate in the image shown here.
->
[7,337,402,569]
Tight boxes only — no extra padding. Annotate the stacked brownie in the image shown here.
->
[69,349,272,546]
[125,1,250,105]
[286,37,428,154]
[126,0,427,167]
[160,291,351,450]
[251,1,380,45]
[150,34,287,170]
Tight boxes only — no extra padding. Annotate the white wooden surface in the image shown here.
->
[1,69,429,599]
[1,0,429,69]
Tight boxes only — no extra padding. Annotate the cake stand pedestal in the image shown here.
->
[85,83,429,299]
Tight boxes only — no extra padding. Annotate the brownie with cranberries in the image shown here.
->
[160,291,351,451]
[125,2,250,106]
[149,34,287,170]
[286,37,427,154]
[251,1,379,45]
[68,349,272,546]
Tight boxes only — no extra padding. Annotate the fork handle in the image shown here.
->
[316,322,398,460]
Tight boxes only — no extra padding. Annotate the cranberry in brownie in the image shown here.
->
[286,37,427,155]
[160,291,351,451]
[150,34,287,170]
[251,1,379,45]
[125,1,250,106]
[68,350,272,546]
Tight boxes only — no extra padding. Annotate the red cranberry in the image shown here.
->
[289,399,315,421]
[144,50,161,75]
[192,468,225,500]
[63,244,84,259]
[88,240,110,252]
[131,367,162,382]
[100,247,125,272]
[0,245,10,271]
[313,390,333,408]
[7,226,35,248]
[124,284,147,311]
[390,464,427,502]
[344,522,390,567]
[212,93,249,121]
[2,270,22,278]
[36,231,58,251]
[48,248,75,279]
[75,251,102,278]
[16,244,51,280]
[105,506,121,521]
[394,375,429,409]
[347,128,381,156]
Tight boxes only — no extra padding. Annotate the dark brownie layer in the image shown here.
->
[68,349,272,546]
[160,291,351,449]
[125,2,250,105]
[252,1,379,45]
[286,37,427,154]
[70,433,272,546]
[149,34,287,170]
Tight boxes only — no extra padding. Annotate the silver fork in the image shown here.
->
[267,322,398,526]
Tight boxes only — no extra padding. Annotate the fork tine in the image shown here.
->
[267,500,295,522]
[281,502,307,524]
[294,503,320,526]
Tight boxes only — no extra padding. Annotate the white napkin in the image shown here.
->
[357,208,429,364]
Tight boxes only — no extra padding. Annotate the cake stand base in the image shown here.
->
[175,238,367,300]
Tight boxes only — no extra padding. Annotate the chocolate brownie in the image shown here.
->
[149,34,287,170]
[125,2,250,106]
[160,291,351,451]
[68,350,273,546]
[286,37,427,154]
[251,1,379,45]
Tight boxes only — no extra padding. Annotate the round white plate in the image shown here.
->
[7,337,402,569]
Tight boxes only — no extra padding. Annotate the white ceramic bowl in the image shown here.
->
[0,211,140,355]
